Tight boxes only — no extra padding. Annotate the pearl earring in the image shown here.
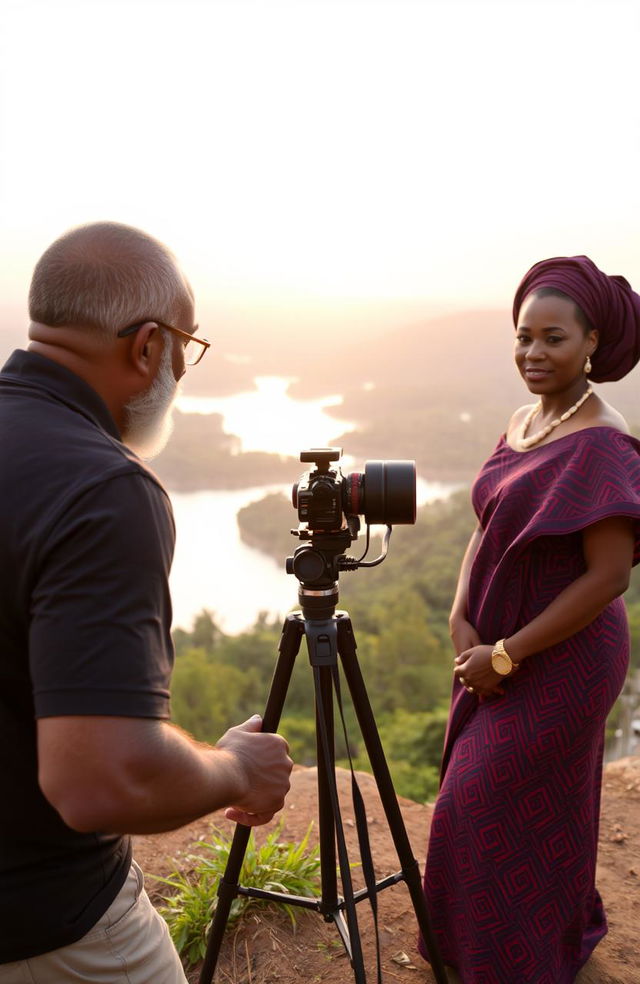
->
[585,355,592,375]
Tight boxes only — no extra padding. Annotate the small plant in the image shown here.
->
[151,822,321,968]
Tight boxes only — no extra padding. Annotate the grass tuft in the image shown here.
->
[151,822,321,968]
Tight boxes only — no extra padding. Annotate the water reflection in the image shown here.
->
[169,484,293,635]
[176,376,354,456]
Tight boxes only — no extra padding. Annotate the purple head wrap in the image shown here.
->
[512,255,640,382]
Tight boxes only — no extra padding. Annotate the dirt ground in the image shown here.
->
[133,758,640,984]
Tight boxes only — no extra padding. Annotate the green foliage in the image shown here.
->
[626,563,640,608]
[623,565,640,675]
[376,757,441,804]
[238,492,295,562]
[627,598,640,675]
[279,712,351,765]
[380,706,450,767]
[170,648,251,743]
[277,714,319,765]
[153,823,321,968]
[356,588,451,714]
[173,608,224,660]
[605,698,622,745]
[171,612,309,744]
[190,609,224,651]
[345,706,449,803]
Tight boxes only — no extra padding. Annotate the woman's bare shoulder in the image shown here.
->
[587,395,631,435]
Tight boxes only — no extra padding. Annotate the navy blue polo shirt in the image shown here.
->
[0,350,175,962]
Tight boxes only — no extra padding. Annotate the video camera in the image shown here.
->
[287,448,416,591]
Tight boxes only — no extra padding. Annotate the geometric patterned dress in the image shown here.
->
[420,428,640,983]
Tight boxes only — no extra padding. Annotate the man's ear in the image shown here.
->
[128,322,163,378]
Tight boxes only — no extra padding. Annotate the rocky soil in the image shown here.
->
[134,758,640,984]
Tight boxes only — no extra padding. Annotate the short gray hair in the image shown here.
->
[29,221,193,339]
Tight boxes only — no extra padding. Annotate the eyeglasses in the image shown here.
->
[117,320,211,366]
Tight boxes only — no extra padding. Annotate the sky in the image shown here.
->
[1,0,639,351]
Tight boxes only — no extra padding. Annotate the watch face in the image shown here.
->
[492,651,511,675]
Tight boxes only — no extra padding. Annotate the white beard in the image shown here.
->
[122,340,180,459]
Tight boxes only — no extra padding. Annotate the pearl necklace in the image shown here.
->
[518,387,593,450]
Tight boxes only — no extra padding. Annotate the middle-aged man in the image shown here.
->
[0,222,293,983]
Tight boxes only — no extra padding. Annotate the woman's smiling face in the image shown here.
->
[515,291,598,396]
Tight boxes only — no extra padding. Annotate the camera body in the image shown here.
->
[293,449,346,532]
[292,447,416,533]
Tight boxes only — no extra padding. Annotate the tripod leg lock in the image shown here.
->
[216,878,239,905]
[305,619,338,667]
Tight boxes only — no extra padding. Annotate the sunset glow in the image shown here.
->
[1,0,639,347]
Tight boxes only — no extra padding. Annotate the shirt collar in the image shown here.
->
[1,349,122,440]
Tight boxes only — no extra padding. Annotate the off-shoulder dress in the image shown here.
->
[420,427,640,984]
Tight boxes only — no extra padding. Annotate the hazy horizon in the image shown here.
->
[2,0,639,368]
[1,296,512,383]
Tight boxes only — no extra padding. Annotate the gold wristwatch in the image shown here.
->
[491,639,514,676]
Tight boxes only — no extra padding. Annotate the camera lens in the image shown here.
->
[361,460,416,525]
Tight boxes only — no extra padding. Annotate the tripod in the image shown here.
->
[198,581,448,984]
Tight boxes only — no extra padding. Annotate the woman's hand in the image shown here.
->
[449,614,482,656]
[454,644,515,698]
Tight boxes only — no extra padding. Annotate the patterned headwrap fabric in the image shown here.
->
[512,255,640,382]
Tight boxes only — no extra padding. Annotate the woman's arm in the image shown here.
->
[454,516,635,696]
[449,525,483,654]
[504,515,634,662]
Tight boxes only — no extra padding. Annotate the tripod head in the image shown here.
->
[286,447,416,619]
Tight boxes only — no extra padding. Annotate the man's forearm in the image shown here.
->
[39,718,245,834]
[102,723,246,834]
[39,713,292,834]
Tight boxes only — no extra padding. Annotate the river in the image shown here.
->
[175,376,355,457]
[168,378,461,632]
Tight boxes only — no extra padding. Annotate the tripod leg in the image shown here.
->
[335,616,449,984]
[304,620,367,982]
[198,615,305,984]
[315,663,338,910]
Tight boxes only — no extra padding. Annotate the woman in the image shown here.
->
[420,256,640,984]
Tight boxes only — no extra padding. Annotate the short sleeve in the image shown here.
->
[30,472,176,719]
[511,430,640,566]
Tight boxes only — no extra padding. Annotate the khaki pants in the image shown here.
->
[0,861,188,983]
